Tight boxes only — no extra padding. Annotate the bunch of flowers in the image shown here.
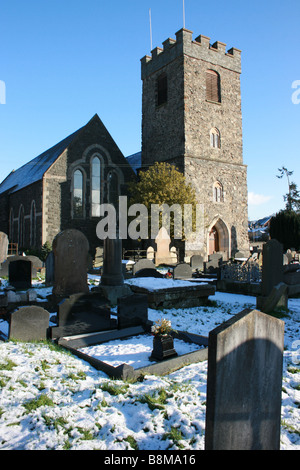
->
[151,318,173,337]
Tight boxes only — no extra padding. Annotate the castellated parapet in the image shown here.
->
[141,28,241,79]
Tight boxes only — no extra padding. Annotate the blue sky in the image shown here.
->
[0,0,299,221]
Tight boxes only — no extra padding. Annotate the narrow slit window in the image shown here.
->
[91,156,101,217]
[210,128,221,148]
[157,74,168,106]
[73,169,84,218]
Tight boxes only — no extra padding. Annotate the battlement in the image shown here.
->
[141,28,241,79]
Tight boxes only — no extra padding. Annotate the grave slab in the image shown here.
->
[205,309,284,450]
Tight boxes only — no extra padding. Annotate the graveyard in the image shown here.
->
[0,231,299,450]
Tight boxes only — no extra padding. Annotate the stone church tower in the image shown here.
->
[141,28,249,260]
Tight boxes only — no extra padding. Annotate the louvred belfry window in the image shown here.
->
[206,70,221,103]
[157,74,168,106]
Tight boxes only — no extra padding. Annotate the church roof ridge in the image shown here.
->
[0,120,89,195]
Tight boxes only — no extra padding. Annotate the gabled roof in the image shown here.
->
[0,123,85,196]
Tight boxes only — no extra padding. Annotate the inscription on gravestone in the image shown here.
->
[52,229,89,299]
[9,306,49,342]
[205,309,284,450]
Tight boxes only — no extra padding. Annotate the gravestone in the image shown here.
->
[146,246,154,261]
[155,227,175,265]
[117,294,148,329]
[205,309,284,450]
[45,251,55,286]
[51,292,114,339]
[52,229,89,299]
[261,239,284,297]
[101,237,124,286]
[9,306,49,341]
[190,255,204,271]
[256,239,287,312]
[134,268,164,278]
[0,232,8,264]
[9,259,32,289]
[173,262,193,280]
[204,253,223,275]
[132,259,156,276]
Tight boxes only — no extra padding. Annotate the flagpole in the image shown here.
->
[183,0,185,29]
[149,8,153,51]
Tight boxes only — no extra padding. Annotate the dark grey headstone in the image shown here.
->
[101,238,124,286]
[9,306,49,341]
[53,229,90,298]
[132,259,156,276]
[9,259,32,289]
[173,263,192,280]
[134,268,164,278]
[261,239,283,297]
[205,309,284,450]
[52,292,113,338]
[45,251,55,286]
[117,294,148,328]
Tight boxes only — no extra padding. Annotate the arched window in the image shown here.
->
[9,208,14,242]
[91,156,101,217]
[206,70,221,103]
[210,128,221,148]
[213,181,223,203]
[18,205,25,248]
[30,200,36,247]
[73,169,84,218]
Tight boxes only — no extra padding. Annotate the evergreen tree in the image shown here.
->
[128,162,197,239]
[270,210,300,251]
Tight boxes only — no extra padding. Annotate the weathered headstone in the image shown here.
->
[257,239,287,312]
[45,251,55,286]
[146,246,155,261]
[132,259,156,276]
[173,262,193,280]
[204,253,223,274]
[134,268,164,278]
[9,306,49,341]
[0,232,8,264]
[117,293,148,328]
[9,259,32,289]
[205,309,284,450]
[190,255,204,271]
[261,239,284,297]
[155,227,175,265]
[101,237,124,286]
[52,229,89,299]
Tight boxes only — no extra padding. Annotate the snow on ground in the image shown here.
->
[0,275,299,450]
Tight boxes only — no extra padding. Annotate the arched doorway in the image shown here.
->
[209,227,219,254]
[207,218,230,258]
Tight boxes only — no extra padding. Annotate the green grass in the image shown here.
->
[24,394,55,413]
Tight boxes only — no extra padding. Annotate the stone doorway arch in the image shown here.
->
[207,217,230,258]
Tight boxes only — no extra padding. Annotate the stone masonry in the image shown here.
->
[141,29,249,260]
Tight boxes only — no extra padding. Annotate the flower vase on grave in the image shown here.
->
[150,318,177,361]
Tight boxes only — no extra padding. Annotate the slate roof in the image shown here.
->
[126,151,141,174]
[0,126,84,196]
